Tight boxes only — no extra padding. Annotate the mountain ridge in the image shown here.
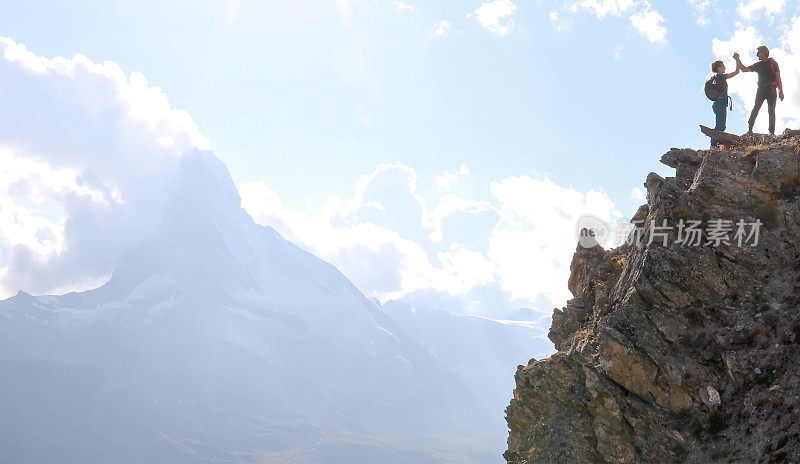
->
[0,149,495,463]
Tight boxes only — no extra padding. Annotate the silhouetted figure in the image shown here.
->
[707,56,740,147]
[734,45,784,135]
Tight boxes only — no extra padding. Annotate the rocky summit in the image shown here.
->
[504,134,800,463]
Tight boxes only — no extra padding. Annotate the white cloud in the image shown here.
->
[576,0,636,18]
[777,16,800,130]
[688,0,715,25]
[712,20,800,132]
[435,164,469,192]
[429,194,496,245]
[630,6,667,43]
[711,25,762,60]
[241,165,497,306]
[0,37,208,298]
[488,176,622,304]
[566,0,667,44]
[549,11,569,31]
[241,166,621,318]
[631,187,645,201]
[393,1,413,12]
[433,20,452,37]
[471,0,517,35]
[737,0,786,19]
[0,33,628,324]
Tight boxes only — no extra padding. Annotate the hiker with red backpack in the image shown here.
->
[734,45,784,135]
[705,55,741,147]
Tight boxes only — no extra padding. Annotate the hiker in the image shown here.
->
[734,45,784,135]
[707,56,740,147]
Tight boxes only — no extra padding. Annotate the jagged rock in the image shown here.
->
[661,147,703,169]
[699,385,721,409]
[505,134,800,463]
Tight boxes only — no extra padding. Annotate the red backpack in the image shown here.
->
[760,58,778,87]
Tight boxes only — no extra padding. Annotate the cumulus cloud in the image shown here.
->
[0,37,208,298]
[488,176,623,304]
[549,11,569,32]
[574,0,636,18]
[737,0,786,19]
[429,195,496,246]
[241,164,487,304]
[712,21,800,131]
[630,6,667,43]
[566,0,667,43]
[392,1,413,12]
[241,165,621,318]
[0,35,623,324]
[435,164,469,192]
[471,0,517,35]
[432,20,452,37]
[243,175,455,305]
[688,0,715,25]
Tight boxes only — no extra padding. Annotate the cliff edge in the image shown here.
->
[505,135,800,463]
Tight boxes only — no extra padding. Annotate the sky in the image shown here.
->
[1,0,800,320]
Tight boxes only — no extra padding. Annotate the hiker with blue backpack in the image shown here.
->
[705,54,741,147]
[734,45,784,136]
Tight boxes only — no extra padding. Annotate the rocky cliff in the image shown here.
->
[504,134,800,463]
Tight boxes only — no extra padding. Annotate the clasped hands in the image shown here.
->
[732,51,784,100]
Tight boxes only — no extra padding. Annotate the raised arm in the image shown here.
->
[725,67,740,79]
[733,52,750,72]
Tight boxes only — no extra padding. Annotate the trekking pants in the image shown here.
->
[711,97,727,147]
[749,85,777,134]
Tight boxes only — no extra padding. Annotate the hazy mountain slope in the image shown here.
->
[0,150,494,463]
[381,301,554,458]
[381,301,553,422]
